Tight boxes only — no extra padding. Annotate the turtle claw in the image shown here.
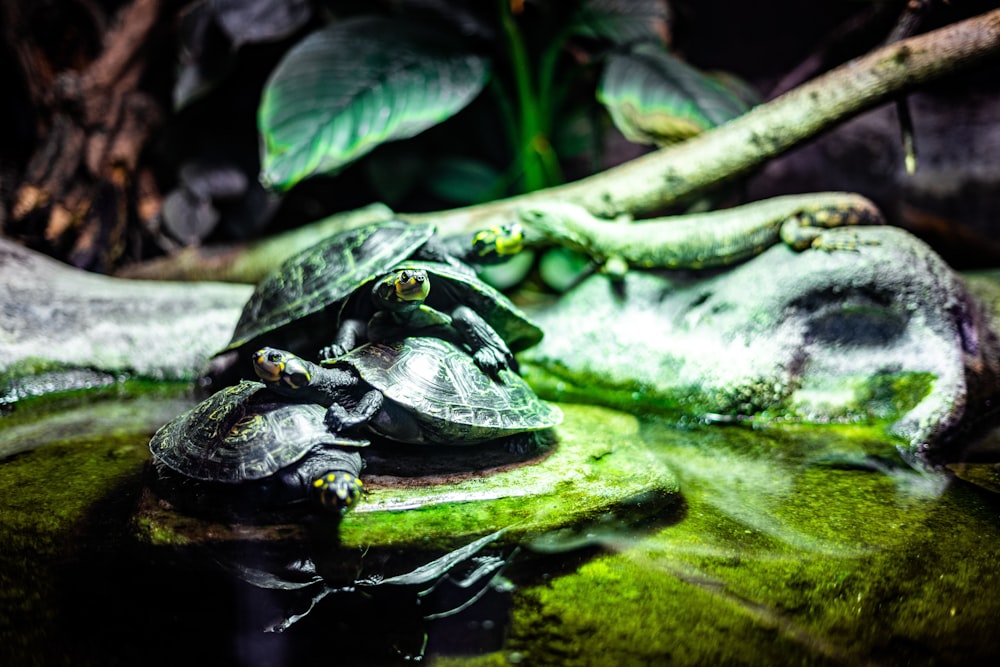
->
[473,346,517,380]
[318,343,348,362]
[312,471,363,513]
[472,348,502,377]
[324,390,383,432]
[324,405,348,432]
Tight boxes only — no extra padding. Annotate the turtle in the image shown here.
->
[252,337,563,451]
[148,380,368,515]
[213,219,534,382]
[328,259,542,378]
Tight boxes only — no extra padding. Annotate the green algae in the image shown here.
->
[444,423,1000,666]
[0,381,194,539]
[340,404,680,549]
[0,382,195,657]
[523,359,937,434]
[0,432,156,663]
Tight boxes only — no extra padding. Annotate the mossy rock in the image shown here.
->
[133,403,680,551]
[521,227,1000,466]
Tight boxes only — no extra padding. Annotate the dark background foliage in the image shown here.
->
[2,0,999,273]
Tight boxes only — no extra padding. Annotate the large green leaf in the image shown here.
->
[258,16,490,191]
[597,43,754,146]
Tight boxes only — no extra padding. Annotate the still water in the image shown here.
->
[2,385,999,666]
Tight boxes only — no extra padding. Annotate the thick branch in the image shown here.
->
[8,0,165,271]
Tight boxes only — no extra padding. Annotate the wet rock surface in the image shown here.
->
[5,383,1000,664]
[135,403,680,551]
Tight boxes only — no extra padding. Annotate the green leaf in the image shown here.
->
[597,43,754,146]
[258,16,490,191]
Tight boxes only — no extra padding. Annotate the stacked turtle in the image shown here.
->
[217,219,540,379]
[149,221,561,516]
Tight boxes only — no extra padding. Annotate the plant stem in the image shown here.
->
[499,0,545,191]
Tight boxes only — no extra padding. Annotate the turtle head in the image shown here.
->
[253,347,312,390]
[373,268,430,309]
[470,223,524,262]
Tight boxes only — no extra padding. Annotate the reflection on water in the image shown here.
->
[3,391,1000,665]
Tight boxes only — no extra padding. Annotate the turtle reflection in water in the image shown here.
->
[151,337,561,515]
[224,528,513,649]
[217,220,536,381]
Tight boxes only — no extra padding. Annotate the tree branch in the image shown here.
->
[8,0,164,272]
[118,8,1000,282]
[428,7,1000,227]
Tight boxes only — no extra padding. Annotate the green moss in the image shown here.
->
[525,362,936,443]
[474,422,1000,665]
[0,436,149,537]
[0,433,151,650]
[521,361,725,420]
[0,383,194,652]
[131,515,194,547]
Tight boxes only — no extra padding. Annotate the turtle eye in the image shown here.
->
[472,230,493,254]
[399,270,410,282]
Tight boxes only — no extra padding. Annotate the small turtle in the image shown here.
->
[148,380,368,514]
[220,220,528,367]
[329,259,542,377]
[253,337,562,450]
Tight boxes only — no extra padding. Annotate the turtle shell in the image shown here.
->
[149,380,368,483]
[390,260,544,353]
[225,221,435,352]
[334,337,562,444]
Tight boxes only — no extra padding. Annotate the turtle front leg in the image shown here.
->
[450,305,517,377]
[319,317,367,360]
[324,389,384,432]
